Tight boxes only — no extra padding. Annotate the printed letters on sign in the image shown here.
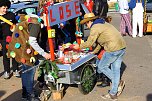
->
[48,0,80,26]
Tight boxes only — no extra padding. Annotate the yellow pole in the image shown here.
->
[0,16,16,32]
[0,16,13,25]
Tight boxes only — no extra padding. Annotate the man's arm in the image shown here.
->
[92,44,101,54]
[28,24,51,59]
[80,27,99,49]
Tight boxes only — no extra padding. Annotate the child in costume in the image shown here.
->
[8,0,52,100]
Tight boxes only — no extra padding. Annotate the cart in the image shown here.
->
[39,53,98,101]
[39,0,98,100]
[44,53,97,93]
[143,0,152,34]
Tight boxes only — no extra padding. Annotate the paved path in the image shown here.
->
[1,13,152,101]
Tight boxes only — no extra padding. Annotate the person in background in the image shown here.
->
[93,0,109,19]
[73,13,126,100]
[118,0,132,36]
[58,21,75,44]
[129,0,144,38]
[0,0,19,79]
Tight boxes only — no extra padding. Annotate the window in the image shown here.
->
[24,7,37,14]
[15,7,37,15]
[8,8,15,12]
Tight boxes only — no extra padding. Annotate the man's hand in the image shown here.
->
[73,44,80,50]
[59,23,64,29]
[44,53,51,60]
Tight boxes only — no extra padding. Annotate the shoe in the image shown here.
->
[22,94,27,100]
[132,35,136,38]
[122,34,127,36]
[97,74,110,88]
[97,81,110,88]
[117,80,125,96]
[101,93,117,101]
[26,93,41,101]
[4,72,10,79]
[13,70,20,77]
[128,32,132,36]
[138,35,143,38]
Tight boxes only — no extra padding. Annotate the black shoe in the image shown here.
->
[22,95,27,100]
[26,93,41,101]
[97,81,110,88]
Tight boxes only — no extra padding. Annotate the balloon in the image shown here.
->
[21,58,26,63]
[19,26,23,30]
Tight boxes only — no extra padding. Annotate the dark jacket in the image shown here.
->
[93,0,108,18]
[0,12,17,39]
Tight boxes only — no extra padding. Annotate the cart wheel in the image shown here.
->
[47,82,56,90]
[78,64,96,95]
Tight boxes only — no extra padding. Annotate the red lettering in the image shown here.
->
[66,4,71,18]
[74,0,80,15]
[59,6,64,20]
[49,9,56,22]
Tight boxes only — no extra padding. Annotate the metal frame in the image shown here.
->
[45,54,97,84]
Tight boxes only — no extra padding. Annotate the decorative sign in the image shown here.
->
[48,29,55,38]
[48,0,80,26]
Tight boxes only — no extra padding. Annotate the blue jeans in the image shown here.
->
[97,48,125,95]
[21,64,36,94]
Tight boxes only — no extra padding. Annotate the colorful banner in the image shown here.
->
[48,0,80,26]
